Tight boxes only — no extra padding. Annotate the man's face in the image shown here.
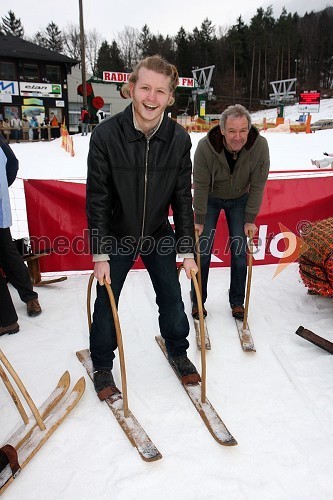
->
[130,67,173,133]
[221,116,249,152]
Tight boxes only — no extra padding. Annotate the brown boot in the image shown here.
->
[232,305,245,321]
[0,322,20,336]
[27,299,42,317]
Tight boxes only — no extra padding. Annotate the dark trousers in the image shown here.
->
[90,233,190,370]
[191,193,248,308]
[0,274,17,327]
[0,227,38,303]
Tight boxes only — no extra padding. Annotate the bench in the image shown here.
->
[22,250,67,287]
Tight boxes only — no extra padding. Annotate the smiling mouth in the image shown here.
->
[143,103,158,110]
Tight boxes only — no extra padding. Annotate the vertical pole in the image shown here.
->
[79,0,87,109]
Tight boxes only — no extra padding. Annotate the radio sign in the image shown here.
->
[103,71,194,88]
[299,90,320,113]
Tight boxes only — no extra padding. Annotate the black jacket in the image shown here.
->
[86,104,195,255]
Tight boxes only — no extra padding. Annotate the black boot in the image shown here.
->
[168,354,201,384]
[93,370,119,401]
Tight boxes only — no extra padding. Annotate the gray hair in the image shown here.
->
[220,104,251,131]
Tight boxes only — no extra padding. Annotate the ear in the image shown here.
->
[129,82,135,98]
[168,96,175,106]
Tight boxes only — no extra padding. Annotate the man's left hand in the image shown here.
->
[182,258,198,279]
[244,222,258,237]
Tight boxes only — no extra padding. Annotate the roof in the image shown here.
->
[0,34,79,66]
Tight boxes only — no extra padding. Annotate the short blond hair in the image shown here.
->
[122,55,178,102]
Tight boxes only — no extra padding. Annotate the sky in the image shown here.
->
[3,0,332,40]
[1,100,333,499]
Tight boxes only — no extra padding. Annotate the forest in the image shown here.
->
[1,6,333,113]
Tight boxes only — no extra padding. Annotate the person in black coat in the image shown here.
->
[0,135,42,330]
[86,55,198,399]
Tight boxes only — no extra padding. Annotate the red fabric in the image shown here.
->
[23,177,333,272]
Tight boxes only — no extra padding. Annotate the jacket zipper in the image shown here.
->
[140,139,150,247]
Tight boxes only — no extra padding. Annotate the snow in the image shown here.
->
[1,100,333,500]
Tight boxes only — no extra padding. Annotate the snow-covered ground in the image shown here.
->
[1,100,333,500]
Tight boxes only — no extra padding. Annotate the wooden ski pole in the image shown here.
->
[0,363,29,424]
[86,273,129,418]
[104,280,129,418]
[0,350,46,430]
[243,230,254,330]
[178,265,206,402]
[195,229,202,298]
[191,270,206,403]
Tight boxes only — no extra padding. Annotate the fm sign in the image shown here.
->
[103,71,194,88]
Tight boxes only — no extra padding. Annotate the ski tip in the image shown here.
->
[76,349,89,362]
[223,436,238,446]
[58,370,71,388]
[72,376,86,394]
[295,326,304,336]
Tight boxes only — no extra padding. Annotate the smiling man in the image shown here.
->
[191,104,270,322]
[86,55,199,399]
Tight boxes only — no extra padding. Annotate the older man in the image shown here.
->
[191,104,270,321]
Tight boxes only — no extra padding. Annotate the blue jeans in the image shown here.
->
[90,230,190,370]
[191,193,248,309]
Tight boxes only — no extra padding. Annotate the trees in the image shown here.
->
[1,10,24,37]
[1,6,332,111]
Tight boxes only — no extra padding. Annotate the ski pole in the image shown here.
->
[0,350,46,430]
[195,229,202,298]
[104,280,129,418]
[191,270,207,403]
[178,265,206,402]
[243,230,254,330]
[87,273,129,418]
[0,362,29,424]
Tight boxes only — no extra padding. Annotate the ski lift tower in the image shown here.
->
[191,65,215,117]
[260,78,297,120]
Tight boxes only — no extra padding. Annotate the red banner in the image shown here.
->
[24,177,333,272]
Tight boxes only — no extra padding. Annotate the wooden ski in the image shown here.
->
[155,336,237,446]
[234,318,256,352]
[0,376,85,494]
[76,349,162,462]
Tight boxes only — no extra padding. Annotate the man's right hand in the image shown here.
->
[195,223,204,236]
[94,261,111,285]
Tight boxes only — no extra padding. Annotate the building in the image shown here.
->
[0,34,78,128]
[67,66,130,133]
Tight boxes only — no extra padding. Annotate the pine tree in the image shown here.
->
[1,10,24,37]
[45,22,63,52]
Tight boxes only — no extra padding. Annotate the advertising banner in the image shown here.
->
[24,176,333,273]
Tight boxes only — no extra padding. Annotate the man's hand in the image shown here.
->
[94,261,111,285]
[182,258,198,279]
[244,222,258,237]
[195,223,204,236]
[323,152,328,156]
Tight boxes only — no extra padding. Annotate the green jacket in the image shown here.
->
[193,124,270,224]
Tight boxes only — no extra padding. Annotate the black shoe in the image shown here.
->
[168,354,198,377]
[93,369,116,394]
[231,305,244,321]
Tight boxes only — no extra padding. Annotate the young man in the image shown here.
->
[86,55,199,399]
[192,104,270,321]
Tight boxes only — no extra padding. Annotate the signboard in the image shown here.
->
[0,80,19,95]
[19,82,62,98]
[299,90,320,113]
[103,71,195,88]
